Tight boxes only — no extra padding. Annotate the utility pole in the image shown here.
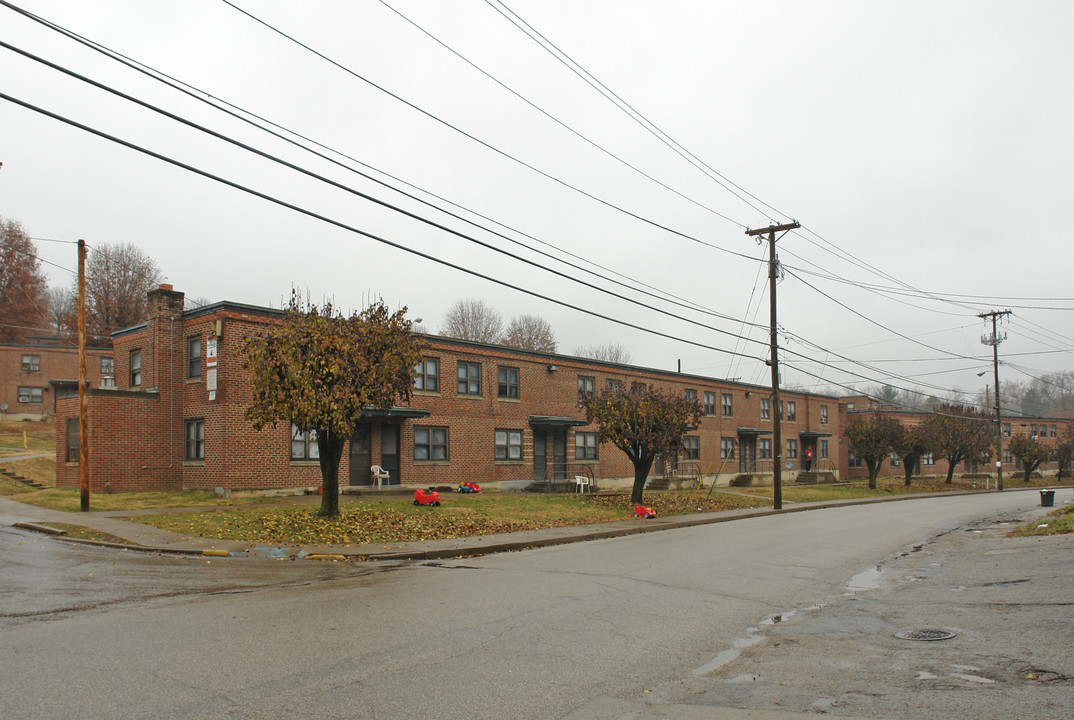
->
[77,239,90,511]
[746,221,800,510]
[979,309,1011,492]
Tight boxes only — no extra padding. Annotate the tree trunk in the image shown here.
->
[317,431,346,517]
[631,456,655,504]
[902,459,914,487]
[866,460,880,490]
[945,458,956,483]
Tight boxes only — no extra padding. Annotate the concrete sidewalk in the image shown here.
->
[2,486,1066,562]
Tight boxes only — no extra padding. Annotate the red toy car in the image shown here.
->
[634,505,657,519]
[414,488,441,506]
[456,481,481,494]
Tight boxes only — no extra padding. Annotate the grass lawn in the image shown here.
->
[126,491,769,546]
[9,487,293,513]
[0,419,55,456]
[0,456,56,488]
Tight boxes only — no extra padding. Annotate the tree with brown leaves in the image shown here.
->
[0,217,48,342]
[243,294,424,517]
[581,383,702,503]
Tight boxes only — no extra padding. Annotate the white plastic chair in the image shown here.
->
[575,475,590,494]
[371,465,390,489]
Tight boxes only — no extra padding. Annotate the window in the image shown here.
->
[1030,424,1038,438]
[498,367,519,399]
[683,436,699,460]
[848,451,862,468]
[760,398,770,420]
[786,401,797,421]
[1003,423,1011,437]
[606,378,622,391]
[415,426,448,461]
[100,357,114,376]
[759,438,772,459]
[720,438,735,459]
[1050,425,1057,438]
[722,393,734,417]
[495,430,523,461]
[20,354,40,372]
[185,419,205,461]
[685,389,697,403]
[575,431,598,461]
[130,349,142,387]
[704,391,716,415]
[17,387,43,404]
[188,336,202,378]
[632,381,647,393]
[66,418,79,463]
[457,362,481,395]
[1003,449,1012,464]
[890,451,901,467]
[577,375,595,402]
[820,439,829,459]
[922,453,935,466]
[290,424,319,460]
[786,439,798,459]
[414,358,439,392]
[820,405,828,425]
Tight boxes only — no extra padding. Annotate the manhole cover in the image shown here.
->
[895,629,957,641]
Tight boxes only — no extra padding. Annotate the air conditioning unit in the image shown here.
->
[100,376,117,389]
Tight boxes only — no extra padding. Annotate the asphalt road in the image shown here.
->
[0,491,1067,720]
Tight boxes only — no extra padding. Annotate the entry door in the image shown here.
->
[552,431,567,480]
[533,431,547,481]
[348,426,371,486]
[739,437,756,473]
[381,425,400,485]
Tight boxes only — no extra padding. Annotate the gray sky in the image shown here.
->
[2,0,1072,402]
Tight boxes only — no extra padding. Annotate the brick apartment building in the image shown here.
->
[55,285,842,493]
[0,339,113,421]
[841,398,1073,481]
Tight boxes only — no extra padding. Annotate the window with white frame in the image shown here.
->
[685,389,697,403]
[704,391,716,415]
[820,439,829,459]
[100,357,115,376]
[760,398,770,420]
[130,349,142,387]
[786,401,797,421]
[722,393,733,417]
[495,429,523,461]
[848,451,862,468]
[577,375,595,402]
[820,405,828,424]
[786,439,798,459]
[66,418,79,463]
[21,354,40,372]
[188,336,202,378]
[922,452,935,465]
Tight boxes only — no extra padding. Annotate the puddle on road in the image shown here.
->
[845,565,884,593]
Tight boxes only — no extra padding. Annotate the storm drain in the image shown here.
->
[895,629,957,642]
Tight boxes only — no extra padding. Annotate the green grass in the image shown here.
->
[11,487,291,513]
[0,419,56,457]
[1012,503,1074,537]
[126,491,768,546]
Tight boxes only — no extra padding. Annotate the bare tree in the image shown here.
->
[184,296,213,310]
[572,342,633,364]
[0,217,48,342]
[440,298,503,343]
[63,242,164,346]
[45,286,75,339]
[502,314,557,353]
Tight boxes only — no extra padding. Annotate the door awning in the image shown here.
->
[362,407,431,420]
[736,427,773,436]
[529,415,588,427]
[798,431,832,438]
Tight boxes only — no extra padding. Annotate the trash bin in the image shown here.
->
[1040,490,1055,507]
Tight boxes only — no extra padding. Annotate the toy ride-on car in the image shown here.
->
[456,481,481,494]
[634,505,657,519]
[414,488,441,506]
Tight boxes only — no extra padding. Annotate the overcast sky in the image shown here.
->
[2,0,1072,402]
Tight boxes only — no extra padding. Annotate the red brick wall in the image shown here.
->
[0,343,113,419]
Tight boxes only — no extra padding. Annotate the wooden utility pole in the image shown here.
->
[746,221,800,510]
[78,239,90,511]
[979,309,1011,492]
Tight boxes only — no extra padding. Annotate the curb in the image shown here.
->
[9,486,1066,562]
